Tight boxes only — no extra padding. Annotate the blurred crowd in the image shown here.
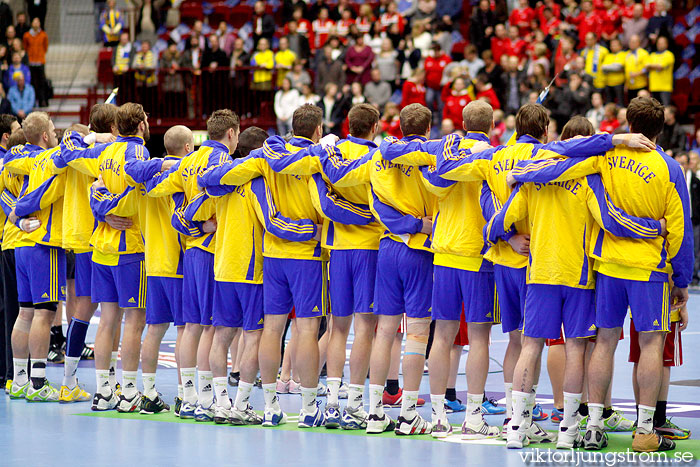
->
[100,0,698,149]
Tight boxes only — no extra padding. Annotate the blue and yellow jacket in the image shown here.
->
[144,140,231,255]
[509,145,694,289]
[57,135,163,265]
[0,144,29,250]
[184,175,320,283]
[486,175,664,288]
[59,131,98,252]
[5,145,66,248]
[380,132,501,271]
[89,155,191,278]
[199,137,324,261]
[435,133,616,269]
[263,135,382,250]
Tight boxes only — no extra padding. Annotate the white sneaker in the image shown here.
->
[91,391,118,411]
[524,420,557,443]
[462,419,501,440]
[431,416,453,438]
[213,405,233,424]
[507,424,529,449]
[316,382,327,397]
[366,413,395,434]
[557,424,584,449]
[115,392,142,413]
[230,404,263,425]
[395,414,432,435]
[262,406,287,426]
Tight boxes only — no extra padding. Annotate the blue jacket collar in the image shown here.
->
[515,134,542,145]
[289,136,315,148]
[402,135,427,142]
[117,135,145,144]
[201,140,230,153]
[465,132,491,143]
[345,135,378,148]
[23,143,44,153]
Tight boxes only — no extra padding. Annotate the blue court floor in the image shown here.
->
[2,296,700,466]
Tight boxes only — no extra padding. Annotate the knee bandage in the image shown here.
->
[13,316,32,333]
[405,318,431,356]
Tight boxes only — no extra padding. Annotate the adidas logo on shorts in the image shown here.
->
[653,320,659,326]
[128,297,136,304]
[41,292,49,299]
[588,324,596,331]
[312,306,319,312]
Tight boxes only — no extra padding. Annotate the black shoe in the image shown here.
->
[174,396,182,417]
[81,345,95,360]
[228,372,239,387]
[139,394,170,414]
[48,344,65,364]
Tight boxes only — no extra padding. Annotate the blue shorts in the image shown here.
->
[146,276,183,326]
[263,257,323,318]
[374,238,433,319]
[15,245,66,306]
[329,249,377,317]
[523,284,596,339]
[92,259,146,308]
[494,265,527,333]
[596,274,670,332]
[213,281,264,331]
[74,252,93,298]
[182,248,215,326]
[432,265,497,323]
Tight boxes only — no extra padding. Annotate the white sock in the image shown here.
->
[369,384,385,417]
[504,382,513,419]
[588,403,605,429]
[142,372,157,400]
[234,381,254,411]
[177,384,183,399]
[637,405,656,434]
[511,390,530,429]
[526,390,536,426]
[197,370,213,407]
[62,356,80,389]
[300,386,317,415]
[262,383,280,411]
[122,371,138,399]
[326,377,341,406]
[214,377,230,408]
[400,390,419,419]
[466,393,484,425]
[181,367,196,404]
[563,392,582,428]
[430,394,445,424]
[109,351,118,389]
[13,358,28,385]
[347,384,364,410]
[96,369,111,396]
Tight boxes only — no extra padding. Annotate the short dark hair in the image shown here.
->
[207,109,240,140]
[0,114,17,136]
[399,104,432,137]
[89,103,117,133]
[348,104,380,138]
[463,101,493,134]
[292,104,323,139]
[515,104,549,140]
[561,116,594,140]
[116,102,146,136]
[237,126,268,157]
[626,97,664,140]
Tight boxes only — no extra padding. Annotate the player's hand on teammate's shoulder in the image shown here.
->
[611,133,656,151]
[421,216,433,235]
[161,159,177,172]
[105,214,133,231]
[508,233,530,256]
[320,134,339,148]
[470,141,491,154]
[94,132,117,144]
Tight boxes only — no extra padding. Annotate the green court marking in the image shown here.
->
[75,410,699,457]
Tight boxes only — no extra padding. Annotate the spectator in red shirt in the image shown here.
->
[619,0,636,20]
[290,5,313,40]
[540,7,561,38]
[509,0,535,37]
[311,7,335,50]
[335,9,354,40]
[442,77,471,126]
[381,101,403,138]
[401,68,427,109]
[379,1,405,35]
[599,102,620,133]
[553,35,580,86]
[424,42,451,113]
[355,4,374,35]
[507,25,527,62]
[474,72,501,109]
[490,24,509,64]
[537,0,561,25]
[568,0,601,46]
[600,0,621,41]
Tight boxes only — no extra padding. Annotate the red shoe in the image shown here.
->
[382,388,425,407]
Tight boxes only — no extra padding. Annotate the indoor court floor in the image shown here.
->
[3,295,700,466]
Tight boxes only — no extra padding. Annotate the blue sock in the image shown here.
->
[65,318,89,358]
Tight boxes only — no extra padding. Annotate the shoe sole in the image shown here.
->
[367,421,395,434]
[325,421,340,429]
[59,398,90,404]
[213,417,229,424]
[431,430,452,439]
[462,433,499,440]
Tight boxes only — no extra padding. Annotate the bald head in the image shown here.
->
[463,100,494,134]
[164,125,194,157]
